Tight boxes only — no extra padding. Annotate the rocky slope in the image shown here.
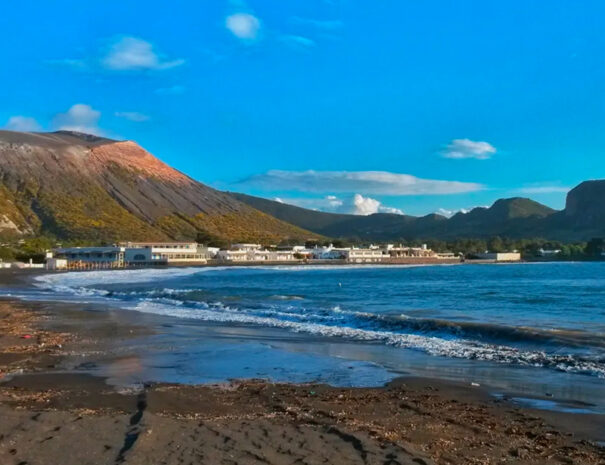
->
[0,130,319,243]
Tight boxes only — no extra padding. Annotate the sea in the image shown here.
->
[8,262,605,413]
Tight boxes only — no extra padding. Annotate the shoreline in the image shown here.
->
[0,257,593,281]
[0,273,604,463]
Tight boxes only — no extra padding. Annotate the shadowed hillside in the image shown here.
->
[232,188,604,241]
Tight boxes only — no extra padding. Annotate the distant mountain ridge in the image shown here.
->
[231,185,605,241]
[0,130,319,243]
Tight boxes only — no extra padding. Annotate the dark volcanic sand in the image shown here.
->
[0,279,604,464]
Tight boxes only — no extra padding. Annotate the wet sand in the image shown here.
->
[0,272,604,464]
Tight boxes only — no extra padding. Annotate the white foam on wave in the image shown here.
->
[126,300,605,378]
[34,267,210,290]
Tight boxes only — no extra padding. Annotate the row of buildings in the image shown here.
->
[46,241,464,270]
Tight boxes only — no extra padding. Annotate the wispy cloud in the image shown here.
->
[101,36,184,71]
[279,35,316,51]
[290,16,344,31]
[225,13,261,40]
[115,111,150,122]
[442,139,496,160]
[154,85,186,96]
[48,36,184,72]
[52,104,103,135]
[3,116,42,132]
[275,194,404,216]
[239,170,483,195]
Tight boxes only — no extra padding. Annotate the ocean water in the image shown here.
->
[12,262,605,409]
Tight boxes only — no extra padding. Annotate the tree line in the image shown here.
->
[0,234,603,263]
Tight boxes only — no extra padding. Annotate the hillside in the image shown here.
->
[232,188,604,241]
[0,130,319,244]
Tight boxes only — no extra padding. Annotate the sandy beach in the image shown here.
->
[0,270,603,465]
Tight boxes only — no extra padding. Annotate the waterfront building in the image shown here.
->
[310,245,348,260]
[476,252,521,262]
[231,243,262,252]
[53,246,156,268]
[344,247,385,263]
[384,244,435,258]
[119,242,209,264]
[217,248,296,262]
[216,249,249,261]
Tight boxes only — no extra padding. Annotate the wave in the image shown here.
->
[127,299,605,378]
[30,267,605,379]
[332,311,605,350]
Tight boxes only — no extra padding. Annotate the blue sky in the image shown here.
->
[1,1,604,216]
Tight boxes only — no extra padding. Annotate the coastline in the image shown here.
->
[0,271,604,464]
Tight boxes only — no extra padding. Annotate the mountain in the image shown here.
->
[232,188,605,241]
[563,180,605,230]
[0,130,319,243]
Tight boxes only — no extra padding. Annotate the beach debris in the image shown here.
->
[471,382,480,387]
[21,334,33,339]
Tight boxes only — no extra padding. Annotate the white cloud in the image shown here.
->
[154,85,186,95]
[226,13,261,40]
[275,194,403,216]
[240,170,482,195]
[351,194,403,215]
[436,206,490,218]
[115,111,150,122]
[280,35,316,50]
[442,139,496,160]
[4,116,42,132]
[515,186,569,194]
[290,16,343,31]
[436,207,470,218]
[101,36,184,71]
[52,104,103,135]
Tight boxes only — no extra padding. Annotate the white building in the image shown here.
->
[119,242,208,264]
[46,257,68,270]
[217,248,296,262]
[216,249,249,261]
[384,244,435,258]
[310,245,348,260]
[476,252,521,262]
[231,243,262,252]
[344,248,385,263]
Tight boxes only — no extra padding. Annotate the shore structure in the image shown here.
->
[45,241,469,269]
[118,242,218,264]
[475,251,522,262]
